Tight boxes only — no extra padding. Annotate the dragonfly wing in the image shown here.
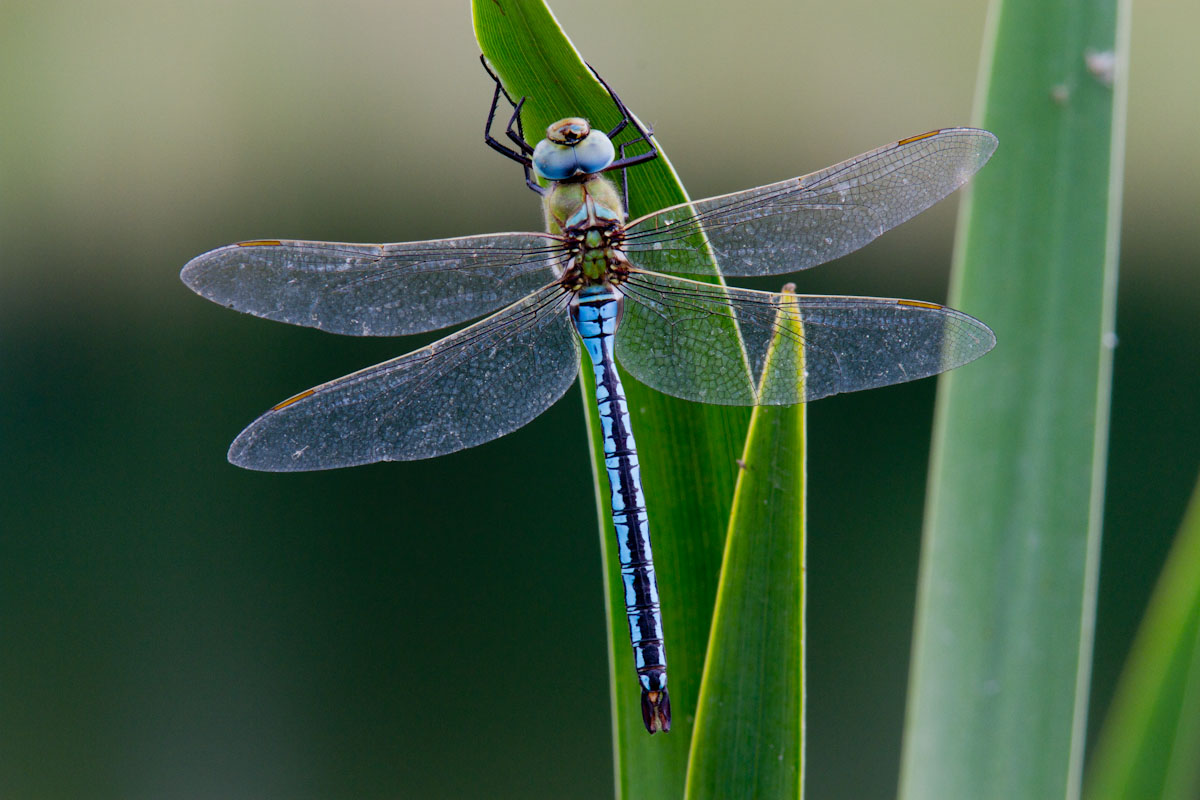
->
[228,284,578,470]
[181,233,567,336]
[616,271,995,405]
[620,128,997,277]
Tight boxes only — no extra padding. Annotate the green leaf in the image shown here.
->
[899,0,1128,797]
[687,290,806,800]
[1085,475,1200,800]
[473,3,750,796]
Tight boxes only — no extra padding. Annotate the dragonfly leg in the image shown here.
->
[504,96,531,154]
[508,97,548,196]
[480,55,547,196]
[614,139,633,214]
[482,56,531,161]
[610,131,661,211]
[585,61,659,177]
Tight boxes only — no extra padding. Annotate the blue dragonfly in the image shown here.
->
[181,59,997,733]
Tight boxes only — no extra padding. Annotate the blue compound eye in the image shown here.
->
[532,140,577,181]
[532,128,617,180]
[573,131,616,174]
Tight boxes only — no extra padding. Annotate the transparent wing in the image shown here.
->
[181,233,568,336]
[228,284,578,471]
[615,271,995,405]
[619,128,997,277]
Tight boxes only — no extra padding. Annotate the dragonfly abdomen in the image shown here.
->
[570,285,671,734]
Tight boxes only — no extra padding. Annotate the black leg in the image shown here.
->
[482,55,531,163]
[509,99,546,195]
[480,55,546,196]
[483,83,532,165]
[615,140,633,213]
[585,62,659,173]
[505,96,534,155]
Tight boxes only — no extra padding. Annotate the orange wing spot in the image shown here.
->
[897,130,941,146]
[898,299,943,310]
[237,239,283,248]
[272,389,315,411]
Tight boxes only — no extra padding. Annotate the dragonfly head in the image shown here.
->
[532,117,616,181]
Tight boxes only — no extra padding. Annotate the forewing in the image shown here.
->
[620,128,997,277]
[616,271,995,405]
[181,233,567,336]
[228,284,578,470]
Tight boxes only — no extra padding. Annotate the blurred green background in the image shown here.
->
[2,1,1196,797]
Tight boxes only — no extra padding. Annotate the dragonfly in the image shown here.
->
[181,58,997,734]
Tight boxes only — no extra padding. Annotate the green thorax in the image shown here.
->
[543,174,626,283]
[543,172,625,232]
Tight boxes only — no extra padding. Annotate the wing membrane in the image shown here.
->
[228,284,578,470]
[181,233,566,336]
[615,271,995,405]
[620,128,997,277]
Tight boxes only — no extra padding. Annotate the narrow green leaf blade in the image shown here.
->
[900,0,1128,797]
[473,3,751,796]
[686,291,806,800]
[1085,475,1200,800]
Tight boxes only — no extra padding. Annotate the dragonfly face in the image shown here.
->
[532,117,617,180]
[180,57,998,735]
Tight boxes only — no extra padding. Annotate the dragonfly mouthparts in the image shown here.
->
[641,688,672,734]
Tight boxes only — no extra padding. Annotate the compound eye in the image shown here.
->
[572,131,616,174]
[533,119,617,180]
[532,139,576,180]
[547,117,591,144]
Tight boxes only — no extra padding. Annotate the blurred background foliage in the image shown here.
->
[1,0,1196,797]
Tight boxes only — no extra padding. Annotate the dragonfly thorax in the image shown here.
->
[561,223,630,286]
[545,173,625,231]
[547,173,630,286]
[573,229,623,283]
